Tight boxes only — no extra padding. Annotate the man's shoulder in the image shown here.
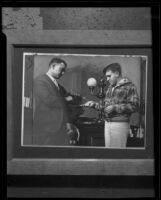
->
[33,74,52,89]
[119,77,131,84]
[34,74,48,82]
[116,78,137,93]
[119,77,136,87]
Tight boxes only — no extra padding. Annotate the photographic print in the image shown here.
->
[21,52,147,149]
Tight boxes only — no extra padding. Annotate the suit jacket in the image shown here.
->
[33,74,70,145]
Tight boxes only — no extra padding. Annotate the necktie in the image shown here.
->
[53,79,59,90]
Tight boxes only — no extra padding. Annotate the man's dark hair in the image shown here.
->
[49,57,67,68]
[103,63,122,75]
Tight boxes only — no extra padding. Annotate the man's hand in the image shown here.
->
[66,123,80,144]
[65,96,73,102]
[83,101,97,108]
[65,93,82,104]
[104,105,116,114]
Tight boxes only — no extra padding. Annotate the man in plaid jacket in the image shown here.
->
[85,63,139,148]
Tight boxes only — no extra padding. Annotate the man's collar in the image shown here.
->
[46,72,60,90]
[46,72,57,83]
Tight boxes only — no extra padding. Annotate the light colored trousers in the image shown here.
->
[104,121,130,148]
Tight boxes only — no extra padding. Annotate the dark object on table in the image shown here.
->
[75,118,104,146]
[76,117,103,124]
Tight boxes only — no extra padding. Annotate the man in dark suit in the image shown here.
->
[33,57,79,146]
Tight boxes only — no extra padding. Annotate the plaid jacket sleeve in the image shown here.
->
[115,84,140,114]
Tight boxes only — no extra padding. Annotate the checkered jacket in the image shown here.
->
[104,77,139,121]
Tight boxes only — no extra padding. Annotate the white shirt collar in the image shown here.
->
[46,72,59,89]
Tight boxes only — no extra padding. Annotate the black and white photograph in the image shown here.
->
[22,53,147,149]
[3,5,159,199]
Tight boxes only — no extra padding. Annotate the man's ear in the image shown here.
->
[51,63,56,69]
[115,71,120,77]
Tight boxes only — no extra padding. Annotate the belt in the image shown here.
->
[105,118,129,122]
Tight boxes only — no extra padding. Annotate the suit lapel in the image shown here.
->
[43,75,66,101]
[44,74,60,92]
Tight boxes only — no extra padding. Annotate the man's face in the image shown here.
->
[105,70,119,86]
[51,63,66,79]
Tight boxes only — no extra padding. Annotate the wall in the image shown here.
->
[2,7,151,30]
[40,7,151,30]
